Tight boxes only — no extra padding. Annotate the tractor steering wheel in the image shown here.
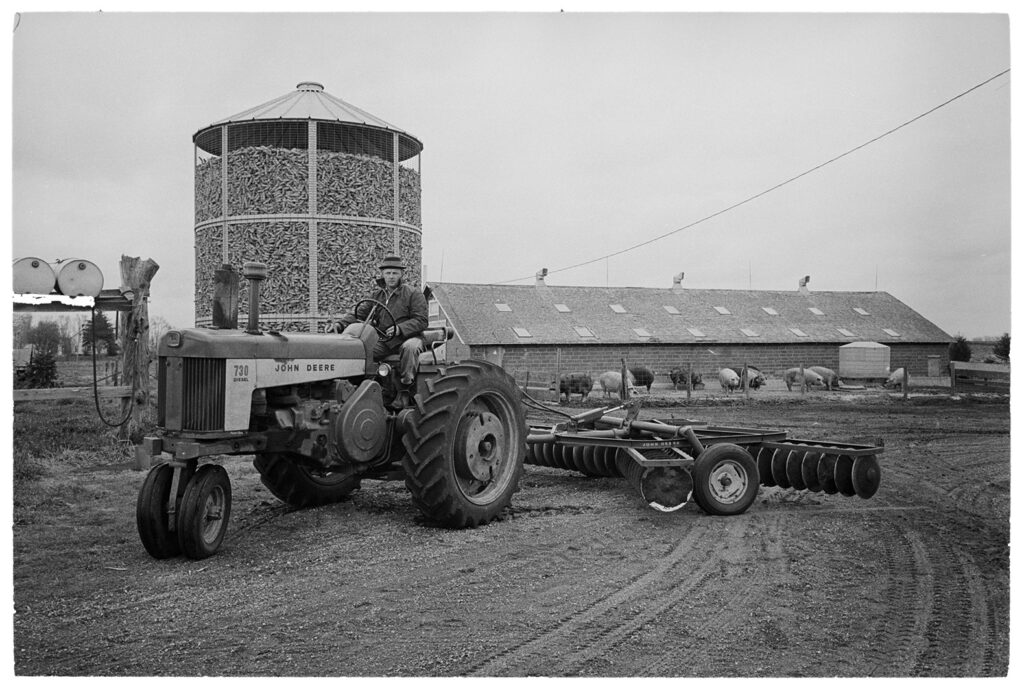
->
[351,299,400,342]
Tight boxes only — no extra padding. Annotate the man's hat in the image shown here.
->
[379,255,406,271]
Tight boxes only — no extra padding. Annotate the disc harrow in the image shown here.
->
[526,403,883,516]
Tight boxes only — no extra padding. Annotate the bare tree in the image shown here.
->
[12,313,32,348]
[148,315,174,351]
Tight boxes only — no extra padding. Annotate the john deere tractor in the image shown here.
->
[136,263,526,560]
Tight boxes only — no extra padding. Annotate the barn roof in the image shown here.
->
[427,282,952,347]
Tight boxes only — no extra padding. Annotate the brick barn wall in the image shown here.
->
[464,342,949,384]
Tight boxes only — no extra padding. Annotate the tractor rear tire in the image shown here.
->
[136,463,182,559]
[253,453,361,508]
[176,464,232,560]
[403,360,527,528]
[691,443,759,516]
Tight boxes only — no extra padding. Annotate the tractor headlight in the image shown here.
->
[377,362,392,378]
[166,331,182,347]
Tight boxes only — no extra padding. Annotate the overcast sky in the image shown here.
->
[5,8,1013,339]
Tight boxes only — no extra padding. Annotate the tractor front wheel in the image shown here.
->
[176,464,232,560]
[136,463,183,559]
[403,360,527,527]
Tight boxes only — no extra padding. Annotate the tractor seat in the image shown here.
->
[379,326,455,368]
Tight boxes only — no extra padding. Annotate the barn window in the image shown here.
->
[574,326,596,338]
[609,304,627,314]
[789,328,809,337]
[512,327,532,338]
[808,307,824,316]
[428,300,439,318]
[494,303,512,312]
[762,307,779,316]
[882,328,901,337]
[853,307,871,316]
[713,306,731,315]
[837,328,856,337]
[740,328,759,337]
[687,327,706,337]
[554,303,571,313]
[663,305,680,315]
[632,327,653,338]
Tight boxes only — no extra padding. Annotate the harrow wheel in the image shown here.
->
[816,454,839,494]
[755,446,776,487]
[833,455,857,497]
[801,452,824,492]
[785,450,808,490]
[851,455,882,499]
[403,360,527,527]
[137,463,185,559]
[691,443,759,516]
[176,464,232,560]
[254,453,361,508]
[771,449,793,489]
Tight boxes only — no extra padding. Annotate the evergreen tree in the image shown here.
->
[948,335,972,363]
[993,332,1010,360]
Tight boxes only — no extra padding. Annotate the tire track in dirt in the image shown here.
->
[865,520,1003,676]
[633,513,789,677]
[462,520,724,676]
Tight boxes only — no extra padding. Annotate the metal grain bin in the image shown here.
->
[193,82,423,332]
[839,341,891,379]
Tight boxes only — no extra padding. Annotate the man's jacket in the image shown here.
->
[339,278,428,341]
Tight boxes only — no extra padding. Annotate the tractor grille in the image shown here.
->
[158,357,226,432]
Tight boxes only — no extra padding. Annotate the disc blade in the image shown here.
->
[786,450,808,490]
[851,454,881,499]
[756,446,776,487]
[771,449,792,489]
[817,454,839,494]
[801,452,823,492]
[834,454,856,497]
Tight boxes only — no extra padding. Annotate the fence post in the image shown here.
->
[903,365,909,401]
[800,363,806,394]
[687,362,692,401]
[555,347,562,404]
[950,361,957,395]
[743,362,749,400]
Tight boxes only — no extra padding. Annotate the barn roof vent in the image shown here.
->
[672,272,685,292]
[798,275,811,295]
[535,267,548,286]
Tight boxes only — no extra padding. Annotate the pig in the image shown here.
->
[628,365,655,392]
[718,368,741,393]
[558,372,593,402]
[731,366,767,390]
[808,366,841,391]
[784,367,825,391]
[669,367,702,390]
[883,368,910,390]
[598,370,636,398]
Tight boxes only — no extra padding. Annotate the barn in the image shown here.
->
[425,274,952,387]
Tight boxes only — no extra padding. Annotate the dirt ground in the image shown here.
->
[11,387,1011,677]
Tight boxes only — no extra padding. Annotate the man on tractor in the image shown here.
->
[329,255,428,405]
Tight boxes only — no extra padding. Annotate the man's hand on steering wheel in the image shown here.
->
[351,298,400,341]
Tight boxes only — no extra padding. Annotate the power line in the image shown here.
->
[496,68,1010,285]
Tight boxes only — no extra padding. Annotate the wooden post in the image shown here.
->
[687,362,692,401]
[903,366,909,401]
[950,361,957,395]
[620,357,630,401]
[800,363,807,394]
[117,255,160,447]
[742,362,749,400]
[555,347,562,405]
